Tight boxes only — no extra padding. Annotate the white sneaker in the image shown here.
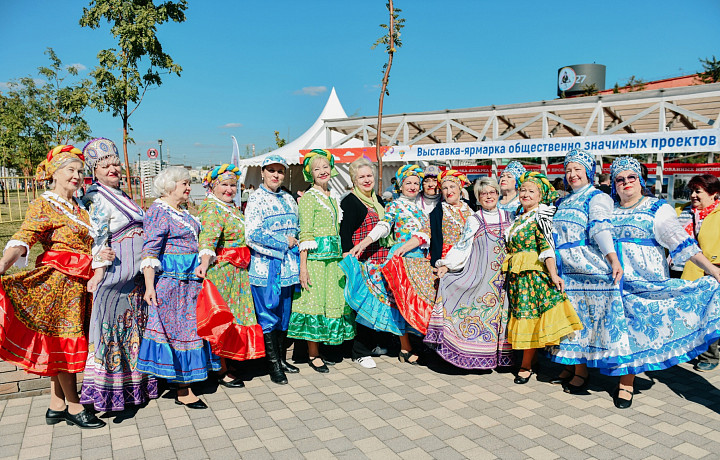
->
[353,356,377,369]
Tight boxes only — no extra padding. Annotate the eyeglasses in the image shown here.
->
[479,190,499,196]
[614,174,639,186]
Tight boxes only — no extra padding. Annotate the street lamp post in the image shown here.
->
[158,139,164,169]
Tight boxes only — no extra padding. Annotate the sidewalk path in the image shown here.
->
[1,356,719,459]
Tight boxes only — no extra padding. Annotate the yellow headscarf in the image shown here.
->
[36,145,85,181]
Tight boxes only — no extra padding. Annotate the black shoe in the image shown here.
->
[514,367,534,385]
[45,408,67,425]
[174,397,208,409]
[275,331,299,373]
[563,374,590,394]
[218,374,245,389]
[549,367,574,385]
[309,357,329,373]
[398,351,420,365]
[64,409,107,429]
[613,387,634,409]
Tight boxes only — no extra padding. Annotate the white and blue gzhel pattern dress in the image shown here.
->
[547,185,627,372]
[603,197,720,376]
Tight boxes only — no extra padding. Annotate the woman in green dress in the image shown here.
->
[289,149,355,373]
[195,164,265,388]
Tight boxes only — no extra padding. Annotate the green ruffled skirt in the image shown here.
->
[288,258,355,344]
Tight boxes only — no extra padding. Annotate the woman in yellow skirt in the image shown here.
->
[502,171,583,384]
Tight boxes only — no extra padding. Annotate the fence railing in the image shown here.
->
[0,176,147,223]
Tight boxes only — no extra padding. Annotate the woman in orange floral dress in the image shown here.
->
[0,145,113,429]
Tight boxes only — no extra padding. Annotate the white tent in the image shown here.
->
[239,88,364,193]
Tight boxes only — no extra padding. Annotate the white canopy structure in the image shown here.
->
[239,87,363,167]
[240,87,371,193]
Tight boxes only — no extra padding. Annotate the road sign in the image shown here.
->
[147,148,159,159]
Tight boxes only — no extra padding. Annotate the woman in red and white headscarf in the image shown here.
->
[0,145,112,429]
[429,170,473,268]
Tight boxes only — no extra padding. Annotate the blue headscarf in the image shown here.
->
[502,161,527,189]
[564,148,596,191]
[610,156,646,197]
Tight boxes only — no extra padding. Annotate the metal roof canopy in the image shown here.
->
[321,83,719,156]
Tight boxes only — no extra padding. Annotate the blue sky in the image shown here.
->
[1,0,718,167]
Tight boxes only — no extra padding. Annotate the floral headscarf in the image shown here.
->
[395,165,424,193]
[36,145,85,181]
[610,157,646,197]
[438,169,469,188]
[203,163,241,190]
[519,171,559,205]
[302,149,338,182]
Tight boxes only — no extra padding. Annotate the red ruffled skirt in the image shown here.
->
[0,252,92,376]
[196,278,265,360]
[381,255,438,335]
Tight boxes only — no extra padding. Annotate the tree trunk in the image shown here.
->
[122,102,133,199]
[376,0,395,191]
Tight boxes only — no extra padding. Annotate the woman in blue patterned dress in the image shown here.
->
[245,155,301,385]
[605,157,720,408]
[546,149,623,394]
[138,167,220,409]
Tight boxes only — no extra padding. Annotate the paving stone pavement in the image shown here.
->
[1,354,720,459]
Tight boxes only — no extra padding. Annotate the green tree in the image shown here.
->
[37,48,93,145]
[274,130,287,148]
[698,55,720,83]
[80,0,188,197]
[0,48,93,175]
[372,1,405,189]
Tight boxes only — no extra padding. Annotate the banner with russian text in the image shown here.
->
[381,129,720,162]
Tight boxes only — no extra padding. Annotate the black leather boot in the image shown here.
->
[277,330,299,374]
[264,333,288,385]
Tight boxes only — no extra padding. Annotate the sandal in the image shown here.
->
[398,351,420,365]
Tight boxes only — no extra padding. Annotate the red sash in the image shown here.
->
[217,247,251,269]
[35,250,93,280]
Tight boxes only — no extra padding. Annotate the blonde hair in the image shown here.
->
[474,177,500,201]
[348,158,376,186]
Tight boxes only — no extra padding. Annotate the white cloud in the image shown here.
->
[219,123,243,128]
[294,86,327,96]
[67,63,87,72]
[0,82,10,90]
